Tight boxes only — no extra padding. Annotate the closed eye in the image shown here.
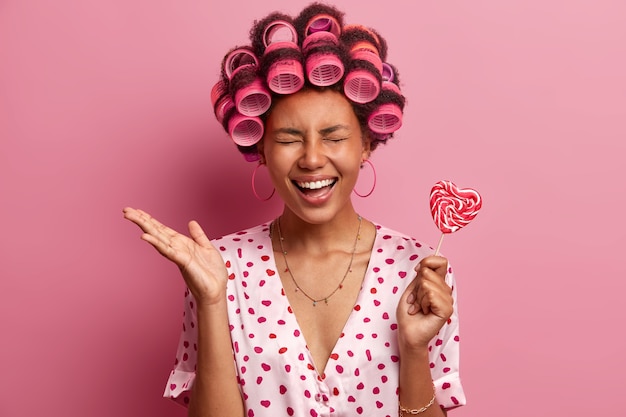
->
[275,139,300,144]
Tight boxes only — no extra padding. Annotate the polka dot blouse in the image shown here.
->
[164,222,466,415]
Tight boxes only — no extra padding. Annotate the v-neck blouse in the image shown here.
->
[164,222,466,415]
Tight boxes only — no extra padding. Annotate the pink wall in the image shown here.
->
[1,1,625,416]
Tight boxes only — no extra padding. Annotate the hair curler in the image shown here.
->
[343,41,383,104]
[263,20,304,94]
[224,47,271,117]
[340,25,385,104]
[367,63,403,134]
[302,14,344,86]
[228,112,264,146]
[211,79,235,124]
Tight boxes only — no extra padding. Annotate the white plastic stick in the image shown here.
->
[434,233,445,256]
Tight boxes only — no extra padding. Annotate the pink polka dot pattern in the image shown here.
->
[163,223,466,414]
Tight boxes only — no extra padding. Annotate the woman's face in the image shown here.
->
[260,88,370,224]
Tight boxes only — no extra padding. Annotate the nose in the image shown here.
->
[298,139,326,170]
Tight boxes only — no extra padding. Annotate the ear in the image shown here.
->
[361,136,372,161]
[256,140,266,164]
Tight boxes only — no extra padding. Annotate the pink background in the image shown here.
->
[1,0,625,416]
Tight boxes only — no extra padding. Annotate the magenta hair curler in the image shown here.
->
[263,20,304,94]
[302,14,344,86]
[228,112,264,146]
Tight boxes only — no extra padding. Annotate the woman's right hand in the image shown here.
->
[123,207,229,306]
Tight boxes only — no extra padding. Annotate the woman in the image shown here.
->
[123,3,466,416]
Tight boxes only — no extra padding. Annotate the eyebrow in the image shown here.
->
[271,124,351,136]
[319,124,350,135]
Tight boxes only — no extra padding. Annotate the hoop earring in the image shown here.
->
[251,163,275,201]
[353,159,377,198]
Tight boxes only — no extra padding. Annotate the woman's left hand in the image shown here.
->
[396,255,454,351]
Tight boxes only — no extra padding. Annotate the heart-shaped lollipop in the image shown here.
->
[429,180,482,254]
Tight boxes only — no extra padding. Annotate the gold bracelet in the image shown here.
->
[399,384,436,416]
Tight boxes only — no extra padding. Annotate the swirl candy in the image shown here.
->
[429,180,482,255]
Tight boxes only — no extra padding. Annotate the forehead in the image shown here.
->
[266,89,359,128]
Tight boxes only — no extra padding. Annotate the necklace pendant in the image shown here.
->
[312,301,317,307]
[324,298,329,305]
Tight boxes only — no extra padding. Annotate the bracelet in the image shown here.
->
[399,384,436,416]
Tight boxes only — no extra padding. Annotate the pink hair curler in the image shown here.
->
[224,47,271,117]
[214,94,235,125]
[228,112,264,146]
[344,70,380,103]
[211,80,235,124]
[305,14,341,38]
[302,32,344,86]
[263,20,304,94]
[211,79,228,105]
[265,42,304,94]
[368,103,402,134]
[302,14,344,86]
[234,77,271,117]
[367,63,402,134]
[381,62,395,83]
[224,48,258,79]
[343,44,383,104]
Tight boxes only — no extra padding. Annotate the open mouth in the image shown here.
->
[293,178,337,196]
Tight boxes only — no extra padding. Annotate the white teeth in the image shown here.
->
[297,179,334,190]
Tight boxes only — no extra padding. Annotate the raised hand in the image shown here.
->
[396,256,454,351]
[123,207,229,306]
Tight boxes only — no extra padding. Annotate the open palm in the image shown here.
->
[123,207,228,305]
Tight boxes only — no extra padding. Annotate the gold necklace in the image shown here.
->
[274,215,363,307]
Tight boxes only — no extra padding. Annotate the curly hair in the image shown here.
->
[210,2,406,161]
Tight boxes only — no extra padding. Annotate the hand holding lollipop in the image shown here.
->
[430,180,482,255]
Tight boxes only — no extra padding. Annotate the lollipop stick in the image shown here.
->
[434,233,445,256]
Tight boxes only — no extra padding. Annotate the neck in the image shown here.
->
[276,208,364,253]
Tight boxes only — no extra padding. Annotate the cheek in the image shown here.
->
[333,154,365,179]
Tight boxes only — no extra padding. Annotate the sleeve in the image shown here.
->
[428,265,467,410]
[162,287,198,408]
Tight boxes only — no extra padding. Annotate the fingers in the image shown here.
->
[123,207,185,258]
[415,255,448,278]
[188,220,212,248]
[405,256,453,317]
[124,208,168,236]
[124,208,183,243]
